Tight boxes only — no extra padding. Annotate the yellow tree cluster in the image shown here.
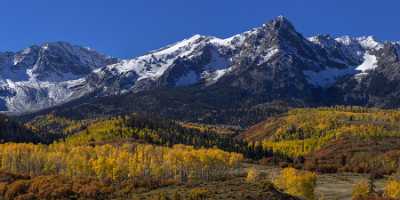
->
[385,179,400,199]
[26,114,89,136]
[352,178,400,200]
[352,180,372,200]
[259,108,400,158]
[262,139,322,158]
[274,167,317,200]
[245,167,260,183]
[0,143,243,185]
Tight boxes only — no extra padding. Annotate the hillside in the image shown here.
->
[0,114,40,143]
[2,110,400,199]
[25,113,267,159]
[0,113,304,200]
[21,86,291,127]
[241,107,400,174]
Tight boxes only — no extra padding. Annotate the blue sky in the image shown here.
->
[1,0,399,58]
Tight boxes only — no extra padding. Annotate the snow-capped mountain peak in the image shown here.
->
[356,36,383,50]
[1,16,400,114]
[102,34,214,81]
[0,41,117,113]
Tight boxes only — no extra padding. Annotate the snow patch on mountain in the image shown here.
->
[210,29,257,48]
[356,53,378,72]
[101,33,239,90]
[335,36,383,52]
[0,42,115,113]
[335,36,382,50]
[1,77,87,112]
[105,35,209,82]
[304,51,380,87]
[357,36,383,50]
[257,47,279,65]
[334,36,353,46]
[212,68,231,81]
[154,35,204,56]
[201,68,232,86]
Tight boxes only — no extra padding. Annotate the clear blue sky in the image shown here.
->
[1,0,399,58]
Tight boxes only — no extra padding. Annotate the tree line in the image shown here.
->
[0,142,243,186]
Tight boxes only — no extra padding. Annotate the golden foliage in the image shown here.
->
[384,179,400,199]
[246,167,260,183]
[0,143,243,185]
[274,167,317,200]
[257,107,400,158]
[352,180,372,200]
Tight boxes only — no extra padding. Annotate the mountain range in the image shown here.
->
[2,16,400,126]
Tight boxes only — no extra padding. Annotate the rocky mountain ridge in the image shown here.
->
[2,16,400,118]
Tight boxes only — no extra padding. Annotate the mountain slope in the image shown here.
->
[328,42,400,107]
[240,107,400,174]
[4,16,400,127]
[0,42,117,113]
[0,114,39,143]
[88,16,383,99]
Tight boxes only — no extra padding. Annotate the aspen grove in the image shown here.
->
[0,143,243,185]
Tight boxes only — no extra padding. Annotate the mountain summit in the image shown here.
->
[0,42,117,112]
[2,17,400,124]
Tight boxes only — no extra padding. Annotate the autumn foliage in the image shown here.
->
[384,179,400,199]
[352,180,373,200]
[242,107,400,174]
[0,143,243,186]
[274,167,317,200]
